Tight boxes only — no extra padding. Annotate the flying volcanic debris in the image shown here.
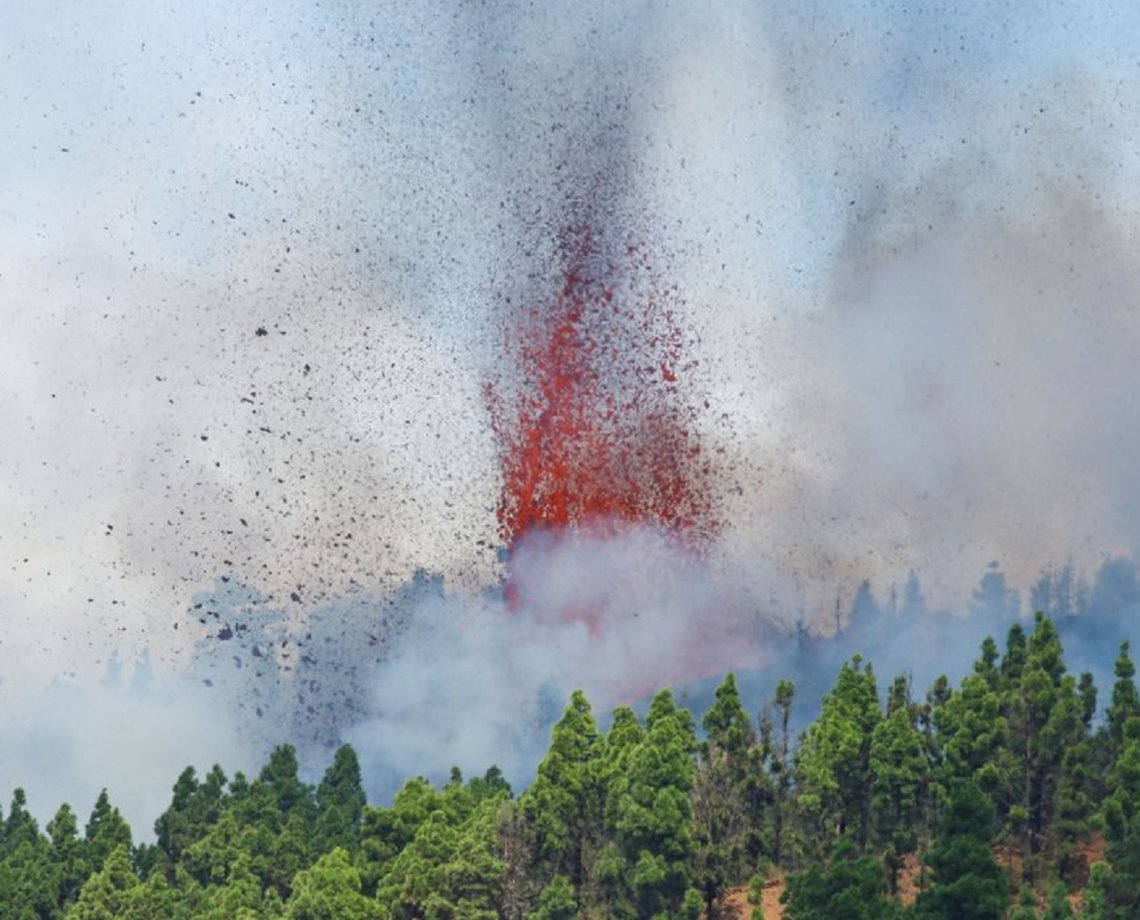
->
[486,219,720,615]
[490,223,716,542]
[468,191,773,707]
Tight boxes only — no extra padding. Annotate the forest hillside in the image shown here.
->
[2,612,1138,919]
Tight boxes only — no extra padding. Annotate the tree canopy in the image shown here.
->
[0,612,1135,919]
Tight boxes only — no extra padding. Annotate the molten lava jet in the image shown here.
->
[486,224,717,616]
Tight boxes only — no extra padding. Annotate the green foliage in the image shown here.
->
[1096,733,1140,917]
[912,779,1007,920]
[68,844,139,920]
[533,874,575,920]
[118,868,189,920]
[0,837,59,920]
[795,656,881,851]
[1081,861,1112,920]
[680,886,703,919]
[781,840,897,920]
[932,672,1008,787]
[3,788,40,856]
[313,745,367,856]
[1042,880,1074,919]
[702,673,754,758]
[248,745,315,831]
[519,690,604,890]
[869,700,929,855]
[1006,885,1039,920]
[48,802,91,909]
[1107,642,1139,758]
[358,777,438,895]
[84,790,131,875]
[376,795,504,920]
[286,847,379,920]
[761,679,795,868]
[608,689,698,917]
[996,615,1097,882]
[747,870,766,904]
[3,616,1138,919]
[154,764,230,865]
[195,853,264,920]
[693,673,770,914]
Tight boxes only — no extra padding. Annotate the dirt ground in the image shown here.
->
[719,874,785,920]
[1068,834,1107,914]
[717,856,918,919]
[895,851,923,907]
[716,835,1106,918]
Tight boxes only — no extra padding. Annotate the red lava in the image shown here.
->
[486,223,717,613]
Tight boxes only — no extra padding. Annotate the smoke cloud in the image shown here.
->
[345,524,770,799]
[4,0,1140,821]
[0,669,255,835]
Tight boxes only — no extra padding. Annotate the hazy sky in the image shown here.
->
[4,0,1140,723]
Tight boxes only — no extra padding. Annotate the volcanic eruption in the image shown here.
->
[485,217,720,622]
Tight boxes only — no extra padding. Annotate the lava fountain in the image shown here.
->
[486,220,720,623]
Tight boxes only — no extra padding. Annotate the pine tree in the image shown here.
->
[607,689,699,918]
[795,656,881,851]
[762,679,795,867]
[314,744,367,854]
[198,852,263,920]
[519,690,604,894]
[0,830,58,920]
[1099,732,1140,918]
[117,867,186,920]
[781,839,898,920]
[286,847,379,920]
[2,789,39,856]
[69,844,140,920]
[48,801,91,910]
[533,873,575,920]
[375,796,505,920]
[357,776,440,896]
[84,790,132,874]
[869,697,930,872]
[154,764,229,866]
[702,673,754,760]
[998,614,1093,881]
[255,744,314,824]
[693,673,761,914]
[912,779,1007,920]
[1042,880,1074,919]
[1106,642,1139,757]
[932,669,1008,796]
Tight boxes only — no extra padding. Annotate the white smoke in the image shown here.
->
[5,0,1140,824]
[346,524,767,796]
[0,670,255,836]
